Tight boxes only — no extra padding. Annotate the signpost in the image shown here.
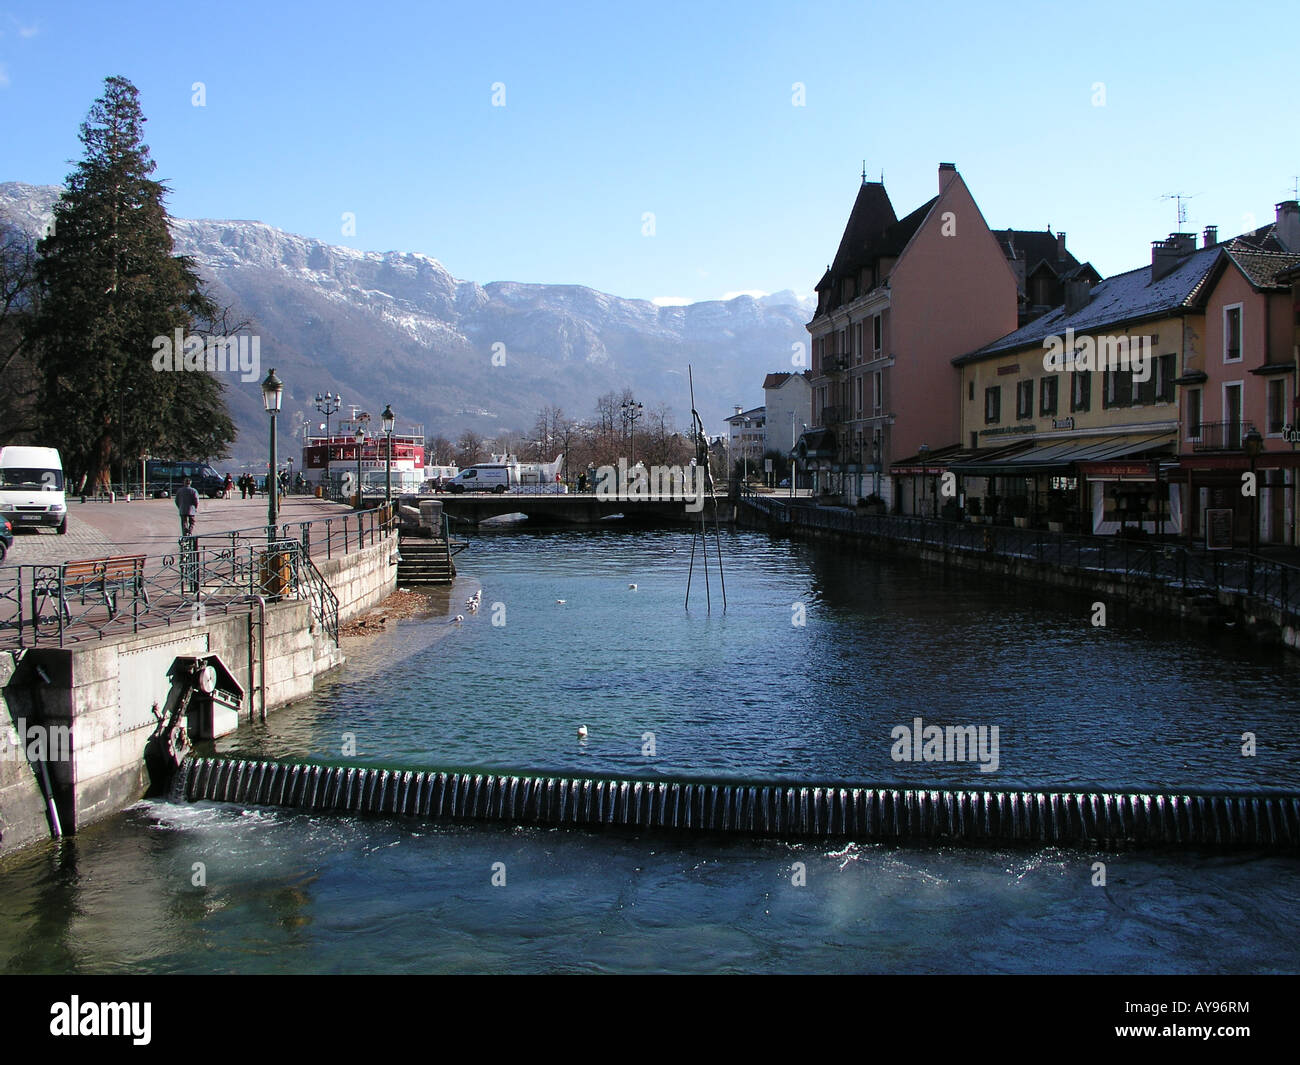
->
[1205,508,1233,550]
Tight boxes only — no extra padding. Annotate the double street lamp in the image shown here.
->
[382,404,395,504]
[621,399,644,467]
[261,368,284,535]
[315,391,342,492]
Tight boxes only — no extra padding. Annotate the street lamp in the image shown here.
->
[917,443,930,517]
[621,399,644,467]
[262,368,283,535]
[315,391,341,492]
[1244,427,1263,554]
[382,403,395,504]
[354,425,367,510]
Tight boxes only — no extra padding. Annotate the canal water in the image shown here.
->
[1,526,1298,973]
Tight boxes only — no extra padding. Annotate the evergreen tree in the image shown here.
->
[32,75,235,489]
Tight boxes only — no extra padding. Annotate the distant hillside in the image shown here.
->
[1,182,814,465]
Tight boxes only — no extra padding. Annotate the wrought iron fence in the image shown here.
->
[191,502,395,562]
[0,539,339,648]
[737,492,1300,620]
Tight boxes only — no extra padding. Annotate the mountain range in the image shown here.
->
[0,182,814,465]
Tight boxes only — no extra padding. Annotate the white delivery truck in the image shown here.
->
[0,445,68,534]
[444,454,565,494]
[445,463,512,493]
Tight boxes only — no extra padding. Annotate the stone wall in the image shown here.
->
[0,532,396,857]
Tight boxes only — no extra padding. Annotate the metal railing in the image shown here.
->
[0,540,333,647]
[737,491,1300,620]
[191,502,395,562]
[1190,420,1256,452]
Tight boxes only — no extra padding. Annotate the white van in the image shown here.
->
[0,446,67,534]
[446,464,512,493]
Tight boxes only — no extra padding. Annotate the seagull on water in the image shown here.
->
[577,725,588,739]
[628,583,638,590]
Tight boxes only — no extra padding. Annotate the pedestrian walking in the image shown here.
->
[174,477,199,536]
[223,473,234,499]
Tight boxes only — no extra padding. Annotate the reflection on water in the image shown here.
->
[0,526,1297,974]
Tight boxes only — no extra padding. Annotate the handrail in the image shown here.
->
[758,503,1300,620]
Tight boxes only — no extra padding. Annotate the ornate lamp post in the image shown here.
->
[621,398,644,467]
[1244,427,1263,554]
[262,368,283,536]
[382,404,395,504]
[354,425,366,510]
[315,391,342,490]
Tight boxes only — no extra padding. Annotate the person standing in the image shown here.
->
[174,477,199,536]
[223,473,234,499]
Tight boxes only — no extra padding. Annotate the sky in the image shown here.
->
[1,0,1297,306]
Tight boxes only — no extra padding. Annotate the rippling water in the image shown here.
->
[1,525,1297,973]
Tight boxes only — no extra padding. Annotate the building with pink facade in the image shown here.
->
[797,163,1018,507]
[1174,202,1300,546]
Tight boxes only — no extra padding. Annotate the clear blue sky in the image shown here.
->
[2,0,1296,304]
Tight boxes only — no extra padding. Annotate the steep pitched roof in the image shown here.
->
[955,246,1221,364]
[762,372,792,389]
[993,229,1081,276]
[815,182,937,300]
[1223,246,1300,290]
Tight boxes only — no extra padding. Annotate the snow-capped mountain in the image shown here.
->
[1,182,814,463]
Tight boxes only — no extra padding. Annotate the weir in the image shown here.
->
[179,757,1300,849]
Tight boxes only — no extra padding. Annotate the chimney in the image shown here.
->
[938,162,957,193]
[734,405,743,416]
[1203,225,1218,249]
[1064,279,1093,315]
[1275,201,1300,252]
[1056,231,1067,260]
[1151,233,1196,281]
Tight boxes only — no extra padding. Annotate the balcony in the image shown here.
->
[1189,420,1257,452]
[819,405,851,427]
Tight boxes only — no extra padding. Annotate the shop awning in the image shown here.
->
[949,433,1175,477]
[794,429,837,461]
[890,442,1032,475]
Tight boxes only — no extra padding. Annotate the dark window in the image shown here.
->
[1187,388,1202,439]
[968,380,974,402]
[1103,369,1133,408]
[1225,306,1242,361]
[985,386,1001,424]
[1017,380,1034,419]
[1155,354,1175,404]
[1268,379,1285,434]
[873,315,882,352]
[1071,370,1091,413]
[1040,377,1058,416]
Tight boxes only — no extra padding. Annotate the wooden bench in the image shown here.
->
[36,555,149,624]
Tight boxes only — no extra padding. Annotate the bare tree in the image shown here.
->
[456,429,486,466]
[0,228,42,441]
[426,434,455,465]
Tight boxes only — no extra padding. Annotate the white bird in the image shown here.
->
[577,725,588,739]
[628,583,638,590]
[556,599,566,604]
[454,614,464,624]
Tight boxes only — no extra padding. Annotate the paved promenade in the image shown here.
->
[5,495,355,567]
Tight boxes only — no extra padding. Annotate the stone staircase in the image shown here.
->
[396,537,455,585]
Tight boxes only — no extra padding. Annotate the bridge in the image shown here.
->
[427,492,735,527]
